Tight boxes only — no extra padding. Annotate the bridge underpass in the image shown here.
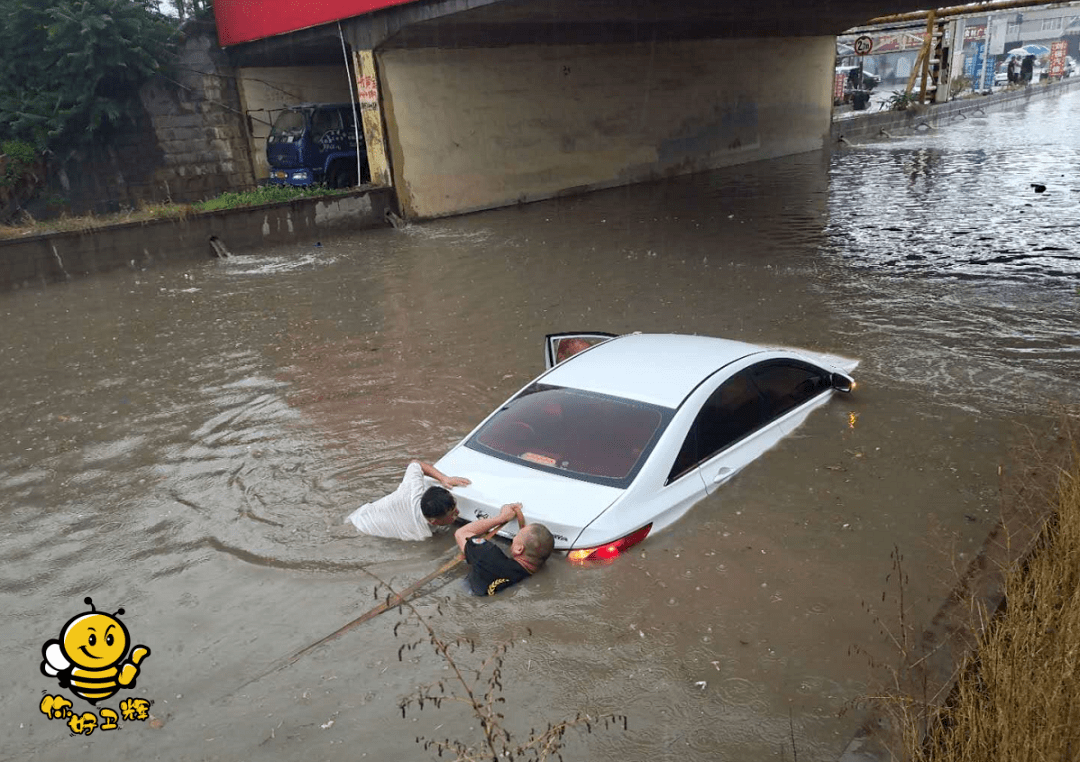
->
[217,0,942,218]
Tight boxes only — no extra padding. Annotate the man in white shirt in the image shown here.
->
[345,460,471,541]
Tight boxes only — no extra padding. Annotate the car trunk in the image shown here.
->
[434,446,624,549]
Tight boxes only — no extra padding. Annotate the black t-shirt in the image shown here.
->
[464,538,530,596]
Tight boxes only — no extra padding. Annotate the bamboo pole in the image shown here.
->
[236,524,508,690]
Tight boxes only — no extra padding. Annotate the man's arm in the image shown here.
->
[455,502,520,553]
[413,460,471,489]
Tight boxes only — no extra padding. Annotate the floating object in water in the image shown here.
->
[1031,183,1046,193]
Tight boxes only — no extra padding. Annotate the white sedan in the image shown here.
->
[434,333,857,563]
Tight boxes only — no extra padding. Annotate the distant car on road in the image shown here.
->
[434,333,858,563]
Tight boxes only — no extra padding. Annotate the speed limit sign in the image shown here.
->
[854,35,873,55]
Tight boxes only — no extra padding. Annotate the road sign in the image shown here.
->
[854,35,873,55]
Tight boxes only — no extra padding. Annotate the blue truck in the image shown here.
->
[266,103,369,188]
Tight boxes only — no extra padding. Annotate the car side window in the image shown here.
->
[750,361,831,423]
[667,370,764,483]
[667,422,699,483]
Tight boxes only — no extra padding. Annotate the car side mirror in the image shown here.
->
[832,373,855,393]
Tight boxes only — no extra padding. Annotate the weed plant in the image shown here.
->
[858,417,1080,761]
[913,435,1080,761]
[369,576,627,761]
[0,184,354,239]
[191,184,351,212]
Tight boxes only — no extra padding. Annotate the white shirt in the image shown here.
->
[345,463,433,541]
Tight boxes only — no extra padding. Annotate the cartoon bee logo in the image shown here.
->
[40,597,151,705]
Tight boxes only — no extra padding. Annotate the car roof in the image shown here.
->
[541,333,771,408]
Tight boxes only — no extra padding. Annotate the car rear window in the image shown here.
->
[466,385,671,486]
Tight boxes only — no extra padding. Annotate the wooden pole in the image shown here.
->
[918,11,937,103]
[236,524,507,690]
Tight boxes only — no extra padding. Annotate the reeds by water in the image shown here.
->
[870,421,1080,762]
[911,442,1080,761]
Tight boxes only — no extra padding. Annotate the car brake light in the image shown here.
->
[568,524,652,565]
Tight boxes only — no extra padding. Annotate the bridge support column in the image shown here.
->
[377,36,835,219]
[351,49,393,187]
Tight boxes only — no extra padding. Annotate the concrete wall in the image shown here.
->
[236,66,354,180]
[0,189,394,292]
[378,36,834,218]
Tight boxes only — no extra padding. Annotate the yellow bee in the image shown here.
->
[40,597,151,705]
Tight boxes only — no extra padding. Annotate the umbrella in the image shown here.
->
[1006,44,1050,58]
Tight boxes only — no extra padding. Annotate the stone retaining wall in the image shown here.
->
[40,20,257,218]
[0,188,395,292]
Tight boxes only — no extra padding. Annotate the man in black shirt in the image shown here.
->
[455,503,555,596]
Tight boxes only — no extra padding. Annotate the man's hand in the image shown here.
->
[416,461,471,489]
[497,502,520,521]
[498,502,525,526]
[455,501,524,553]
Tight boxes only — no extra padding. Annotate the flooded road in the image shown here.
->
[4,88,1079,761]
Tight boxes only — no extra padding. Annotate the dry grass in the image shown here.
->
[0,185,354,240]
[0,202,192,239]
[913,438,1080,762]
[863,417,1080,762]
[369,573,627,761]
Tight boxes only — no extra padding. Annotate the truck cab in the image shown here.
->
[266,103,369,188]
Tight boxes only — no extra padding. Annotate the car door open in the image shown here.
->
[544,332,617,369]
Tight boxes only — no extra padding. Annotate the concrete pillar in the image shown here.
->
[351,49,393,188]
[378,37,835,219]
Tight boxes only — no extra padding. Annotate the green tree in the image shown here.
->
[0,0,177,152]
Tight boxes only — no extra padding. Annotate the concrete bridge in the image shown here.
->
[213,0,956,218]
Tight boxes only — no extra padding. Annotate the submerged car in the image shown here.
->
[434,333,858,563]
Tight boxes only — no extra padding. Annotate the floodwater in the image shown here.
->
[4,89,1079,762]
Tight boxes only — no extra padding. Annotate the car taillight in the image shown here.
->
[567,524,652,565]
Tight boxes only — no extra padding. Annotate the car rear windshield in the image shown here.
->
[466,384,672,487]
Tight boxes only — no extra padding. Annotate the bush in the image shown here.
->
[192,185,352,212]
[0,140,38,188]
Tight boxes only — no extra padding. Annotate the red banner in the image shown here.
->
[214,0,422,47]
[834,71,846,100]
[1049,40,1068,78]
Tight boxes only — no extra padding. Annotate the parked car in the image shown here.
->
[266,103,368,188]
[433,333,858,563]
[994,54,1047,86]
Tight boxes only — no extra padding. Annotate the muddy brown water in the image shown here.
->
[4,89,1080,761]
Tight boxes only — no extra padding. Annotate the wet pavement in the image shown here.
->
[3,88,1079,761]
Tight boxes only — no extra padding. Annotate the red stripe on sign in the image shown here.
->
[214,0,423,47]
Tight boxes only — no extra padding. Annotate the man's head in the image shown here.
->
[555,338,592,364]
[421,486,459,526]
[511,523,555,571]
